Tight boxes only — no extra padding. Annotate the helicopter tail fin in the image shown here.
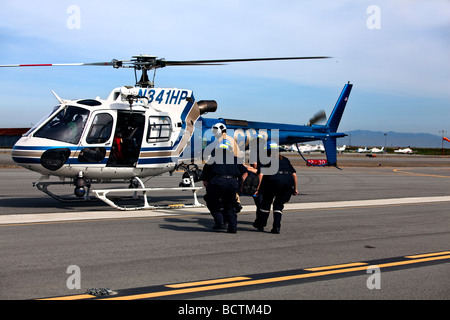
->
[326,82,353,133]
[321,82,352,167]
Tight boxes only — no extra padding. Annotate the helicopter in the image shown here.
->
[1,55,352,210]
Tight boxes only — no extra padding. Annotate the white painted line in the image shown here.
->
[1,196,449,225]
[0,209,207,225]
[279,196,450,211]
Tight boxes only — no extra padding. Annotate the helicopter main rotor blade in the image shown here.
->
[164,56,331,66]
[0,59,132,68]
[0,56,331,69]
[0,54,332,88]
[0,62,115,67]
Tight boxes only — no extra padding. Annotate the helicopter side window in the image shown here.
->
[34,106,89,145]
[86,113,113,144]
[148,116,172,142]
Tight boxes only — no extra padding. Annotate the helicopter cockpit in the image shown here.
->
[22,100,152,169]
[33,105,90,145]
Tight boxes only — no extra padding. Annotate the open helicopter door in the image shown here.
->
[107,111,145,167]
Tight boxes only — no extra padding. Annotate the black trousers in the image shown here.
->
[205,177,240,230]
[254,178,293,230]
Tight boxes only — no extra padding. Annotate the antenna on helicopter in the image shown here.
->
[119,86,149,112]
[0,54,332,88]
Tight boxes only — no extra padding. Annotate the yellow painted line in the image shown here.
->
[39,294,95,300]
[376,255,450,268]
[165,276,252,288]
[102,267,372,300]
[103,255,450,300]
[304,262,368,271]
[393,169,450,178]
[44,253,450,300]
[405,251,450,259]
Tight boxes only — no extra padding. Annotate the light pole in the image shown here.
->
[439,130,447,156]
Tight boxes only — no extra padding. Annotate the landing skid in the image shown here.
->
[93,176,204,211]
[93,186,203,211]
[34,181,95,203]
[33,176,204,211]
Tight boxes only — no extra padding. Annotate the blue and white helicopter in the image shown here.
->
[1,55,352,210]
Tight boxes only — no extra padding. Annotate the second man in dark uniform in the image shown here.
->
[201,140,248,233]
[253,141,298,234]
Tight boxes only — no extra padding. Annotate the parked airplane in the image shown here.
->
[357,147,369,153]
[394,147,413,154]
[370,147,384,153]
[284,143,324,153]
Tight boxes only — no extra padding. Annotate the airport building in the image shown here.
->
[0,128,29,147]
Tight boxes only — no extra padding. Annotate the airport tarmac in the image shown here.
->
[0,154,449,301]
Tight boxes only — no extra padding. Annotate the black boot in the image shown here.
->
[253,209,269,231]
[211,212,224,230]
[271,211,282,234]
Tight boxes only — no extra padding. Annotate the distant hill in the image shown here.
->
[0,127,448,149]
[340,130,448,148]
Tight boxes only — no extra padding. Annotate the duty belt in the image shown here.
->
[277,171,292,175]
[218,175,238,179]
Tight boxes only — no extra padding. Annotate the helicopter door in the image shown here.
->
[107,111,145,167]
[77,111,115,164]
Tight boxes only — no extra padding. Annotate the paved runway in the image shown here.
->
[0,157,449,301]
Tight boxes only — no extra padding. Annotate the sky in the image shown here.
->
[0,0,449,136]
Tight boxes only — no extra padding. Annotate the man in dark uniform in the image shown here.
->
[201,140,248,233]
[253,141,298,234]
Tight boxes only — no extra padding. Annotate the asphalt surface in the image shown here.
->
[0,152,449,302]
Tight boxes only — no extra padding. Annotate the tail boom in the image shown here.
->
[196,83,352,167]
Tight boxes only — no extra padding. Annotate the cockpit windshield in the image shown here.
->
[34,106,90,144]
[24,106,60,137]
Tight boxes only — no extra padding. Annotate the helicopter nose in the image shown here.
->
[40,148,71,171]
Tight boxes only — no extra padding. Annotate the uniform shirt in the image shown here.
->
[258,156,296,183]
[201,151,248,181]
[258,156,296,174]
